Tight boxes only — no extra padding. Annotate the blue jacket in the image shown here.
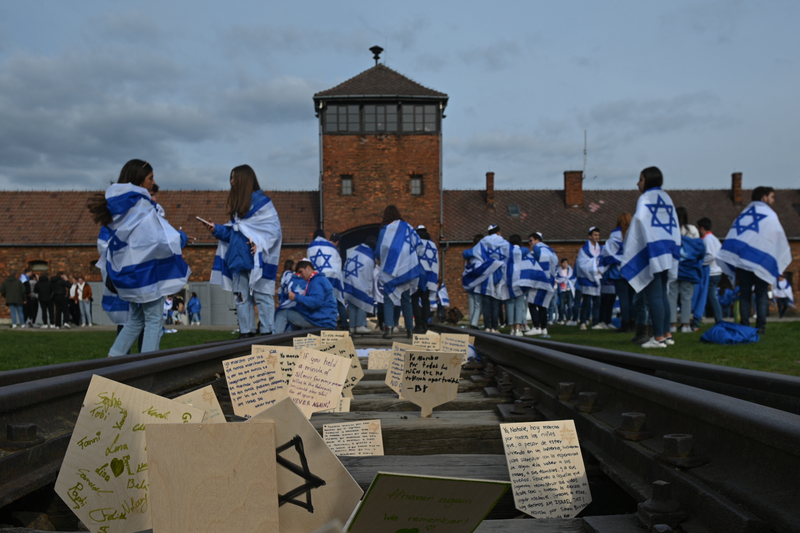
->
[211,191,264,274]
[187,296,201,313]
[293,273,338,329]
[678,236,705,283]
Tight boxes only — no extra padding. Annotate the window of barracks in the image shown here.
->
[324,103,438,134]
[341,175,353,196]
[410,174,423,196]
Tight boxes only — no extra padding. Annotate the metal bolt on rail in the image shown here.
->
[651,525,673,533]
[519,387,536,407]
[0,423,44,451]
[657,433,708,468]
[578,391,600,413]
[483,363,496,380]
[557,382,575,401]
[498,372,514,393]
[510,400,527,415]
[615,412,654,441]
[636,480,688,529]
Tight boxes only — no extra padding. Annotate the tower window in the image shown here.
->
[325,105,360,133]
[410,175,423,196]
[402,104,438,133]
[364,105,397,132]
[341,175,353,196]
[28,260,48,273]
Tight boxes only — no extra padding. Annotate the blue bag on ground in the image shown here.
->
[700,322,760,344]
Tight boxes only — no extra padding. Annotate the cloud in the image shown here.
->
[94,11,165,45]
[660,0,746,44]
[457,39,521,71]
[223,76,324,124]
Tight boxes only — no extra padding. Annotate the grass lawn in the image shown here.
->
[0,328,236,372]
[500,321,800,377]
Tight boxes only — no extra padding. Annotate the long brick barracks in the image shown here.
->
[1,58,799,318]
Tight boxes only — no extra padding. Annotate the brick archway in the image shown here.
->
[339,223,380,258]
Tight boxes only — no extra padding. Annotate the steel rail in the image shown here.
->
[440,326,800,533]
[0,328,319,508]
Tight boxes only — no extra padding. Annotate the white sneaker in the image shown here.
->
[524,327,542,336]
[642,337,667,348]
[663,336,675,345]
[540,328,548,336]
[566,320,578,326]
[11,324,18,329]
[680,325,692,333]
[580,323,587,330]
[557,320,566,325]
[355,326,370,334]
[591,323,605,330]
[670,325,677,333]
[63,323,71,329]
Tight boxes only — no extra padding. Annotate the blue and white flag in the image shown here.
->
[462,249,501,294]
[377,220,423,305]
[465,234,512,300]
[774,277,794,306]
[717,200,791,286]
[507,246,534,297]
[525,243,558,306]
[416,238,440,292]
[576,240,604,296]
[96,226,132,325]
[620,188,681,293]
[277,273,307,311]
[307,236,345,305]
[555,265,575,296]
[97,183,191,304]
[601,227,624,280]
[343,244,376,313]
[438,283,450,307]
[210,190,282,295]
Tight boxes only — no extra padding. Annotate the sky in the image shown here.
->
[1,1,799,193]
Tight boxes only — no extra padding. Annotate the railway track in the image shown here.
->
[1,326,799,532]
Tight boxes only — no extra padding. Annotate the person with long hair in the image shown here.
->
[620,167,681,348]
[602,212,633,331]
[207,165,283,338]
[87,159,191,355]
[669,207,702,333]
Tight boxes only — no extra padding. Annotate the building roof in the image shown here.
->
[314,64,448,100]
[0,190,319,245]
[442,188,800,242]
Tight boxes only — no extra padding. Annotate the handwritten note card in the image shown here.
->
[252,345,300,382]
[288,348,350,418]
[346,473,509,533]
[54,375,204,533]
[294,335,321,350]
[323,420,384,456]
[223,354,288,419]
[367,349,392,370]
[413,332,440,351]
[317,397,352,413]
[173,385,225,424]
[500,420,592,518]
[384,342,414,397]
[440,333,470,363]
[321,330,349,342]
[318,338,364,397]
[403,350,463,417]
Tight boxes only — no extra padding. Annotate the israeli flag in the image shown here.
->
[307,236,345,305]
[774,277,795,306]
[99,183,191,304]
[96,226,132,325]
[465,234,512,299]
[377,220,423,305]
[601,227,624,273]
[555,265,576,296]
[576,241,604,296]
[210,191,283,295]
[717,200,792,286]
[277,273,307,311]
[343,244,376,313]
[417,238,440,292]
[620,188,681,293]
[462,248,501,294]
[525,243,558,306]
[438,284,450,307]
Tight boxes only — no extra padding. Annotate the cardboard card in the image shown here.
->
[294,335,321,350]
[323,420,384,457]
[403,350,463,417]
[441,333,470,363]
[346,472,509,533]
[249,398,364,533]
[173,385,225,423]
[384,342,415,398]
[500,420,592,518]
[223,353,288,419]
[252,345,301,382]
[147,422,279,532]
[289,348,350,418]
[318,338,364,397]
[54,375,205,533]
[412,333,440,351]
[367,349,392,370]
[321,330,350,341]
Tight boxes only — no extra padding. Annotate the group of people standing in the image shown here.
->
[2,270,93,329]
[462,166,792,347]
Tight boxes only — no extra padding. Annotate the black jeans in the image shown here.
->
[737,268,769,331]
[53,294,69,327]
[411,289,430,332]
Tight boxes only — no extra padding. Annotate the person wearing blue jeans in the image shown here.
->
[737,268,769,333]
[697,218,724,325]
[109,297,165,356]
[232,274,275,336]
[482,294,501,331]
[272,259,337,333]
[383,288,414,338]
[642,270,671,341]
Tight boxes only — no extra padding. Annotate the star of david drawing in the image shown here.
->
[368,421,380,433]
[201,388,215,403]
[646,195,677,234]
[420,241,438,268]
[730,205,768,236]
[265,353,278,367]
[310,248,333,271]
[343,255,364,279]
[449,354,463,366]
[486,246,506,261]
[560,426,578,447]
[276,435,326,513]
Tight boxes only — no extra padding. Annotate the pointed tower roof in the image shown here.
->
[314,64,448,103]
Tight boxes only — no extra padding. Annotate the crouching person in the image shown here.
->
[272,258,337,333]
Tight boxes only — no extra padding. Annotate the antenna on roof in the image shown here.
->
[370,45,384,66]
[582,129,587,180]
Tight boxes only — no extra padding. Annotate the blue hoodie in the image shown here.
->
[293,273,338,329]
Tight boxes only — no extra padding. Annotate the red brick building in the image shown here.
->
[1,59,799,322]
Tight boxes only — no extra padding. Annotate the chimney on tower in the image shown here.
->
[731,172,742,204]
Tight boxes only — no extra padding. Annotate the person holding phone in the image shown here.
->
[207,165,282,337]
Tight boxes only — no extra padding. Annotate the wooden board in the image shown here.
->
[384,342,415,398]
[441,333,471,363]
[366,349,392,370]
[323,420,384,457]
[500,420,591,518]
[289,348,350,418]
[252,345,300,382]
[173,385,225,423]
[146,422,279,533]
[403,350,464,417]
[346,472,509,533]
[318,338,364,398]
[249,398,364,533]
[223,353,288,419]
[53,375,205,533]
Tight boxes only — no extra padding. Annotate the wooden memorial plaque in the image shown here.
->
[323,420,384,457]
[367,349,392,370]
[249,398,364,533]
[440,333,470,363]
[319,338,364,398]
[384,342,415,398]
[53,375,205,533]
[317,397,351,413]
[289,348,350,418]
[173,385,225,423]
[412,332,440,351]
[346,472,509,533]
[294,334,321,350]
[252,345,301,382]
[223,353,288,419]
[147,422,279,532]
[500,420,592,518]
[403,350,463,417]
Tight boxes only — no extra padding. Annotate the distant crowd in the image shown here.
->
[2,270,94,329]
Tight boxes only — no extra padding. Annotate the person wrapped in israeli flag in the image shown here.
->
[209,165,282,337]
[96,226,132,326]
[471,225,511,332]
[503,235,535,336]
[87,159,191,356]
[525,233,558,335]
[438,283,450,308]
[376,206,422,338]
[343,241,376,333]
[717,186,791,332]
[277,272,307,311]
[412,225,438,333]
[621,167,681,347]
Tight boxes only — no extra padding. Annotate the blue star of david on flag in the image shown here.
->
[343,255,364,279]
[404,226,417,248]
[309,248,332,271]
[420,241,438,268]
[486,246,506,261]
[646,195,677,234]
[730,205,768,236]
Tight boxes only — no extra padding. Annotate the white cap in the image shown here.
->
[487,224,498,232]
[417,224,426,230]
